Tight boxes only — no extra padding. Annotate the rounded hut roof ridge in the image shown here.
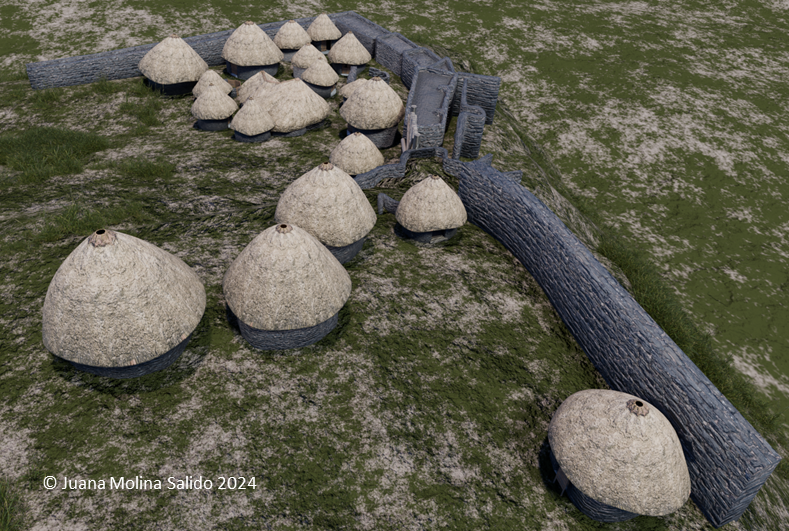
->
[222,223,351,331]
[338,77,367,98]
[396,175,467,232]
[258,78,330,133]
[193,69,232,97]
[339,77,405,130]
[275,162,377,247]
[274,20,312,50]
[235,70,279,103]
[138,34,209,84]
[229,96,275,136]
[291,43,328,68]
[191,83,239,120]
[222,20,284,66]
[330,132,385,175]
[326,31,371,65]
[301,59,339,87]
[548,389,691,516]
[307,13,342,41]
[42,229,206,367]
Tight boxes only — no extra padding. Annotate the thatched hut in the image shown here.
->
[291,44,328,79]
[138,34,209,96]
[301,60,339,98]
[330,132,385,176]
[339,76,405,148]
[385,175,467,243]
[42,229,206,378]
[258,79,330,135]
[229,96,275,143]
[338,78,367,104]
[235,70,279,104]
[222,222,352,350]
[275,162,377,264]
[191,83,239,131]
[327,31,371,76]
[273,20,312,62]
[307,13,342,53]
[222,21,284,79]
[193,69,234,98]
[548,390,691,522]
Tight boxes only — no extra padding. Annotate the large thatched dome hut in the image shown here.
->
[301,60,339,98]
[273,20,312,62]
[192,69,233,98]
[339,76,405,148]
[235,70,279,104]
[327,31,371,76]
[257,78,330,135]
[138,34,209,95]
[338,78,367,103]
[548,389,691,522]
[291,44,328,79]
[191,83,238,131]
[42,229,206,378]
[229,96,275,143]
[330,132,385,176]
[386,175,467,243]
[222,223,352,350]
[307,13,342,53]
[275,162,377,264]
[222,21,284,79]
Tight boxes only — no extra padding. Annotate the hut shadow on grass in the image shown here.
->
[337,127,402,150]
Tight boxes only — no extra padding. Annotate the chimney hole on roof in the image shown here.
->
[279,224,288,229]
[635,401,643,407]
[96,229,105,235]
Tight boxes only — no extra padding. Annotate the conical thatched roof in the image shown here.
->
[258,79,330,133]
[273,20,312,50]
[339,77,405,129]
[330,132,385,175]
[307,13,342,41]
[291,44,329,69]
[301,59,339,87]
[396,175,467,232]
[229,96,275,136]
[275,162,377,247]
[42,229,206,367]
[548,389,691,516]
[338,78,367,99]
[193,69,233,97]
[327,31,371,65]
[222,21,284,66]
[191,83,238,120]
[139,34,209,84]
[235,70,279,103]
[223,223,352,331]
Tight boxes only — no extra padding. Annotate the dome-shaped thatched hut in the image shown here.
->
[222,21,284,79]
[138,34,209,96]
[291,44,328,79]
[191,83,239,131]
[330,132,385,176]
[275,162,377,264]
[307,13,342,53]
[235,70,279,104]
[274,20,312,62]
[301,60,339,98]
[327,31,371,76]
[548,389,691,522]
[339,76,405,148]
[338,78,367,104]
[222,222,352,350]
[42,229,206,378]
[229,96,275,143]
[258,78,330,135]
[193,69,234,98]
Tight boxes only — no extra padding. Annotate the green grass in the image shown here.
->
[0,477,25,531]
[113,156,177,184]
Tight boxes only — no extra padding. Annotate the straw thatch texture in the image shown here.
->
[229,96,275,136]
[42,229,206,368]
[138,34,209,84]
[396,175,467,232]
[307,13,342,41]
[291,44,329,69]
[235,70,279,103]
[275,162,377,247]
[193,69,232,97]
[274,20,312,50]
[548,389,691,516]
[258,79,330,133]
[223,223,351,330]
[338,78,367,99]
[191,84,238,120]
[340,77,405,130]
[301,60,339,87]
[327,31,371,65]
[223,21,284,66]
[330,132,385,175]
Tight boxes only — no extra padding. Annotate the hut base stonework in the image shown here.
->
[57,333,193,379]
[394,223,457,244]
[332,63,368,77]
[194,119,230,131]
[233,131,272,143]
[281,49,299,62]
[347,124,399,149]
[270,119,330,138]
[226,61,279,80]
[230,308,339,350]
[292,65,307,78]
[144,78,197,96]
[303,80,337,98]
[325,237,366,264]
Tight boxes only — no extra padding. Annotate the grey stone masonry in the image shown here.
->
[400,47,442,92]
[451,155,782,529]
[366,67,390,84]
[449,72,501,125]
[404,66,457,148]
[374,33,419,77]
[353,146,449,189]
[331,11,391,56]
[452,79,486,159]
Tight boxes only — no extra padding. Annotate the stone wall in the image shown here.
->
[404,67,457,148]
[374,33,418,77]
[452,79,486,159]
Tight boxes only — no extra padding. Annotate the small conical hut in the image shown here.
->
[327,31,371,76]
[258,78,330,135]
[222,21,284,79]
[230,96,275,143]
[301,60,339,98]
[330,132,385,176]
[338,78,367,103]
[235,70,279,104]
[380,175,466,244]
[223,222,352,350]
[291,44,328,78]
[193,69,233,98]
[138,34,209,95]
[339,77,405,148]
[307,13,342,52]
[273,20,312,62]
[548,389,691,522]
[275,162,377,264]
[191,83,238,131]
[42,229,206,378]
